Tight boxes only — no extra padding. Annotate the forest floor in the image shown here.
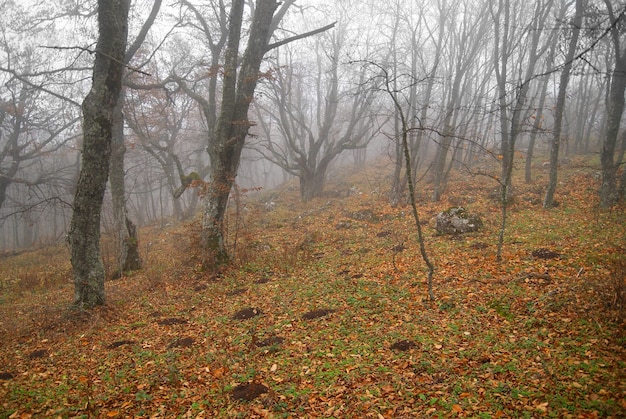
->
[0,154,625,418]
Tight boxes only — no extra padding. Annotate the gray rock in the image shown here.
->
[435,207,483,235]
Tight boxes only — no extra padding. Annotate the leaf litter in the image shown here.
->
[0,156,624,417]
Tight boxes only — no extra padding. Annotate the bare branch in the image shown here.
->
[0,66,82,107]
[40,45,152,76]
[266,22,336,52]
[0,197,73,222]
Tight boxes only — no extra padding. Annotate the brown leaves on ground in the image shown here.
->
[0,155,625,418]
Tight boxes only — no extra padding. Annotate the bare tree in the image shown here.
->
[544,0,583,208]
[199,0,334,265]
[0,2,85,250]
[430,0,491,201]
[0,79,78,210]
[125,85,208,219]
[67,0,129,308]
[0,4,82,214]
[375,0,441,207]
[490,0,555,261]
[367,60,435,301]
[253,27,380,201]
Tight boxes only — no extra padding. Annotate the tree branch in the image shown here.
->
[266,22,336,52]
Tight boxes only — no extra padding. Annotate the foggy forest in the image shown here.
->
[1,0,625,417]
[2,0,624,252]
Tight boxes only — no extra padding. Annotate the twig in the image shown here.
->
[40,45,152,76]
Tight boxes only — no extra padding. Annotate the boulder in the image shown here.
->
[435,207,483,235]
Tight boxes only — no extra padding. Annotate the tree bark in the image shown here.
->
[67,0,129,308]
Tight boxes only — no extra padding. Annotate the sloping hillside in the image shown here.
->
[1,156,625,418]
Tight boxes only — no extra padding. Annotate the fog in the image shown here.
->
[0,0,621,251]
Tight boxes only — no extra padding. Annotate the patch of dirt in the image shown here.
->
[390,340,417,351]
[233,307,262,320]
[0,372,14,380]
[28,349,48,359]
[254,277,271,284]
[107,340,135,349]
[302,308,335,320]
[392,244,406,253]
[231,382,269,401]
[157,317,187,326]
[532,248,560,259]
[168,337,194,349]
[255,336,285,347]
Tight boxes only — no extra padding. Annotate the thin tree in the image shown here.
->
[67,0,129,308]
[367,62,435,301]
[491,0,554,261]
[544,0,583,208]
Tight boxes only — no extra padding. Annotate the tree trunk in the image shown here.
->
[544,0,582,208]
[67,0,129,308]
[110,96,141,278]
[525,79,549,183]
[201,0,280,266]
[600,51,626,207]
[300,160,330,202]
[382,64,435,301]
[389,139,404,207]
[107,0,161,277]
[431,135,451,201]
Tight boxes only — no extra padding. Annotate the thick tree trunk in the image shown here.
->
[300,160,330,202]
[67,0,129,308]
[0,107,24,210]
[0,178,11,211]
